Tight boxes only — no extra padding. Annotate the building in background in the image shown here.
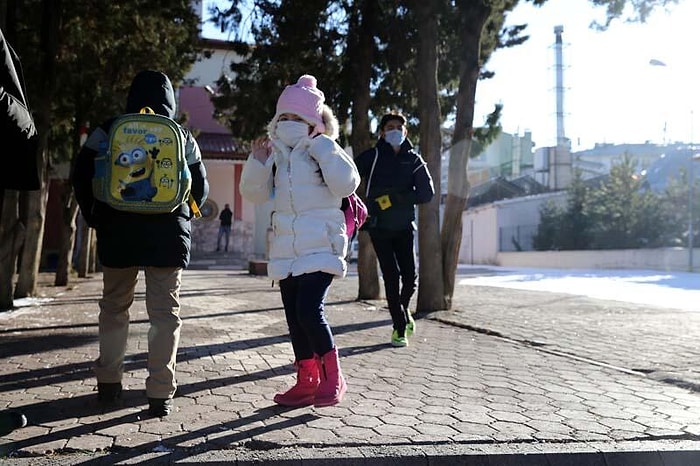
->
[179,36,251,259]
[468,130,535,187]
[573,142,671,179]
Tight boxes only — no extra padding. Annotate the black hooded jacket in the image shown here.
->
[355,138,434,231]
[71,70,209,268]
[1,27,39,190]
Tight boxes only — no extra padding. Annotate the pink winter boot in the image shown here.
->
[314,347,347,407]
[273,359,320,407]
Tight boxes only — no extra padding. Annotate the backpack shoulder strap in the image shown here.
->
[365,147,379,198]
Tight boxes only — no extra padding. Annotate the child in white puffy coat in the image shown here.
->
[239,75,359,407]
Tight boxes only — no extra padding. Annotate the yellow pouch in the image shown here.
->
[189,195,202,218]
[375,194,392,210]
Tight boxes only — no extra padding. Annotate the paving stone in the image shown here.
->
[2,270,700,464]
[139,420,183,435]
[112,431,161,448]
[372,423,420,438]
[65,433,113,451]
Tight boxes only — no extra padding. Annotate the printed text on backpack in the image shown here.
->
[92,107,192,214]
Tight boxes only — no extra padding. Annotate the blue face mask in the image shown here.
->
[384,129,405,148]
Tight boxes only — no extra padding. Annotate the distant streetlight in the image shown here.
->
[649,58,670,144]
[649,58,698,272]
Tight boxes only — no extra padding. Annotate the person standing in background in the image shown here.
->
[217,203,233,252]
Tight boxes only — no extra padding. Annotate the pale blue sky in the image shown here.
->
[476,0,699,151]
[201,0,699,151]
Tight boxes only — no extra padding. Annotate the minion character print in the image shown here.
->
[112,134,158,202]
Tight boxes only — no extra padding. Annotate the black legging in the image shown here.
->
[278,271,335,361]
[369,228,416,335]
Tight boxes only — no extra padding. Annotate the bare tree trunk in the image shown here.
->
[14,172,48,298]
[88,230,97,273]
[77,219,91,277]
[54,181,78,286]
[413,1,446,313]
[55,110,86,286]
[14,0,61,296]
[0,191,23,310]
[355,232,379,299]
[347,0,380,300]
[441,2,491,307]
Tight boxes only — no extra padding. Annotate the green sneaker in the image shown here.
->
[406,315,416,337]
[391,330,408,347]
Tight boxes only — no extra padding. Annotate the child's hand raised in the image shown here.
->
[252,136,272,163]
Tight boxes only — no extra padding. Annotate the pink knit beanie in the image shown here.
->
[273,75,326,134]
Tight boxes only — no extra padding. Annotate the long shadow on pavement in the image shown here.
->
[0,319,390,394]
[1,392,318,464]
[0,297,357,336]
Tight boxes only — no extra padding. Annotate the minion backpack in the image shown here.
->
[92,107,199,216]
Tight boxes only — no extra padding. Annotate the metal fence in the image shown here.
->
[499,224,539,252]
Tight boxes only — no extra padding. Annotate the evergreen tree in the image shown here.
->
[585,154,668,249]
[211,0,345,141]
[660,163,700,248]
[533,200,565,250]
[559,170,592,250]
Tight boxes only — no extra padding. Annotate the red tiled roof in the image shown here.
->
[197,132,247,160]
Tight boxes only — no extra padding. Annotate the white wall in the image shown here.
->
[185,48,242,86]
[459,205,499,264]
[459,191,566,264]
[458,191,699,272]
[498,248,699,272]
[496,192,565,227]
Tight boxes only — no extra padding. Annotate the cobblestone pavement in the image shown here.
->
[1,266,700,465]
[442,269,700,388]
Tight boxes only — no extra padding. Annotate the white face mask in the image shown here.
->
[276,120,310,147]
[384,129,405,148]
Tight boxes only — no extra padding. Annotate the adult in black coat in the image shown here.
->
[71,70,208,417]
[0,26,38,435]
[0,27,39,190]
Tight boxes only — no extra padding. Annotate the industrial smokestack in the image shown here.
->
[554,25,567,148]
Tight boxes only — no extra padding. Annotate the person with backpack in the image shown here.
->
[239,75,359,407]
[355,113,434,348]
[216,203,233,252]
[71,70,209,417]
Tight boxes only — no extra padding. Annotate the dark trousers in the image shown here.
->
[217,225,231,251]
[369,228,416,335]
[278,271,335,361]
